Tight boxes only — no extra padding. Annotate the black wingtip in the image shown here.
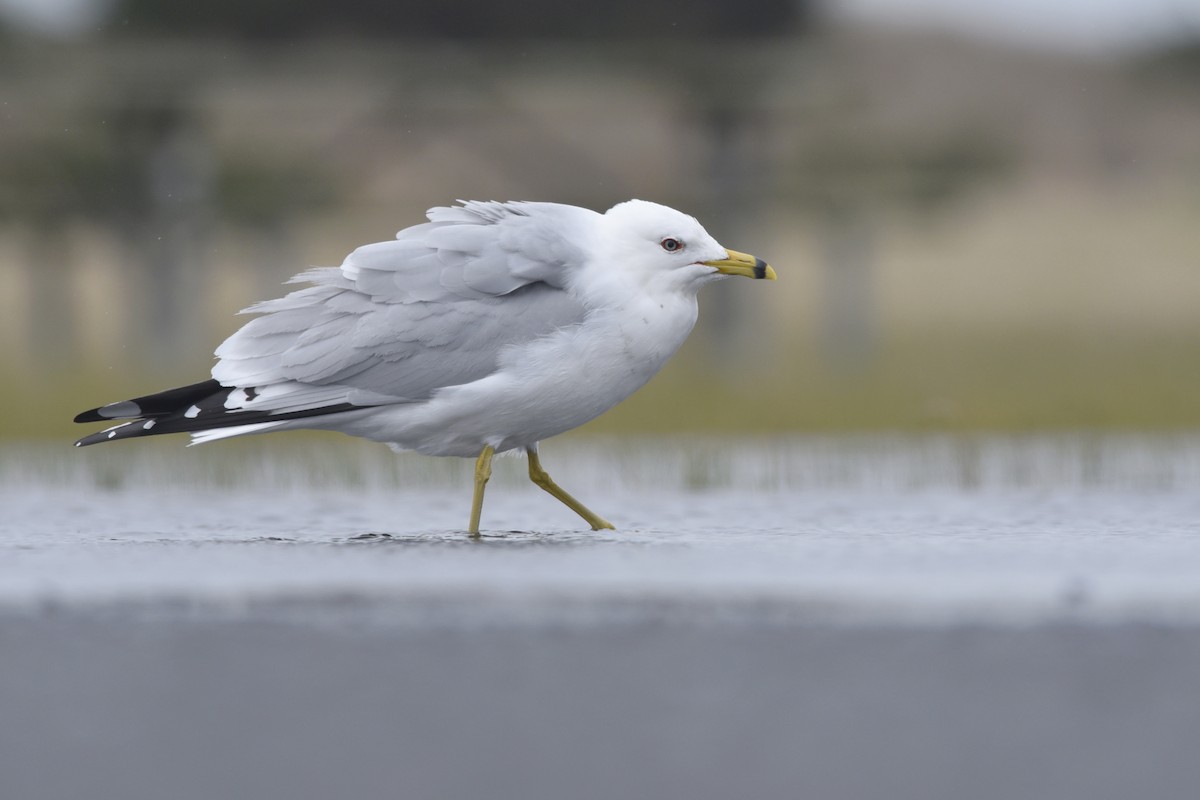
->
[72,378,366,447]
[75,400,144,423]
[74,425,130,447]
[73,380,221,425]
[74,418,167,447]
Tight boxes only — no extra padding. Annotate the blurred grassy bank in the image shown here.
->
[598,335,1200,434]
[3,28,1199,443]
[11,331,1197,444]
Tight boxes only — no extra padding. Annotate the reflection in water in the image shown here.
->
[340,530,612,548]
[4,433,1199,493]
[1,435,1198,625]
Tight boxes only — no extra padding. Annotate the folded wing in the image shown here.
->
[211,201,595,416]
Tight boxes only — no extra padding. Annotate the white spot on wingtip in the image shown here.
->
[184,405,201,419]
[100,421,134,438]
[143,420,156,430]
[225,389,248,409]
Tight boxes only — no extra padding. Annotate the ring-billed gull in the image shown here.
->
[75,199,776,532]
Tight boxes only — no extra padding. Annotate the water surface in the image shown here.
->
[3,434,1197,624]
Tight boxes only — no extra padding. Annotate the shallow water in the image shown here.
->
[4,433,1198,624]
[5,435,1200,800]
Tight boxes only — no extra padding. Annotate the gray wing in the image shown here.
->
[210,201,594,414]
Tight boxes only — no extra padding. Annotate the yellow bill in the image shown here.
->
[703,249,777,280]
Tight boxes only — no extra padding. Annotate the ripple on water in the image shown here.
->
[0,435,1198,623]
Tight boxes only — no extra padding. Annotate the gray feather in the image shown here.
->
[211,201,595,411]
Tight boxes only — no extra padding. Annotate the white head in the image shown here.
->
[598,199,775,292]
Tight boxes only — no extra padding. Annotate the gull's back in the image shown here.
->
[75,201,598,447]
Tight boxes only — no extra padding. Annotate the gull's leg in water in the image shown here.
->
[526,446,616,531]
[468,445,495,535]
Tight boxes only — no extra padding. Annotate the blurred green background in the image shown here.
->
[2,0,1199,440]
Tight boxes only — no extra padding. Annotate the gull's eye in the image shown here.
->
[661,237,684,253]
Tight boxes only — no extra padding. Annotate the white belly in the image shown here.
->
[334,296,698,457]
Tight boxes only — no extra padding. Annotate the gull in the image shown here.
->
[74,200,776,533]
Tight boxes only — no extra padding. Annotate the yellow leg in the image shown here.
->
[526,447,616,531]
[468,445,495,535]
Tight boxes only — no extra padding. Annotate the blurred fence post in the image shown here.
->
[142,114,214,367]
[818,204,877,371]
[25,221,79,367]
[701,105,760,369]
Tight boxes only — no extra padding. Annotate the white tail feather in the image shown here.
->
[187,421,287,446]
